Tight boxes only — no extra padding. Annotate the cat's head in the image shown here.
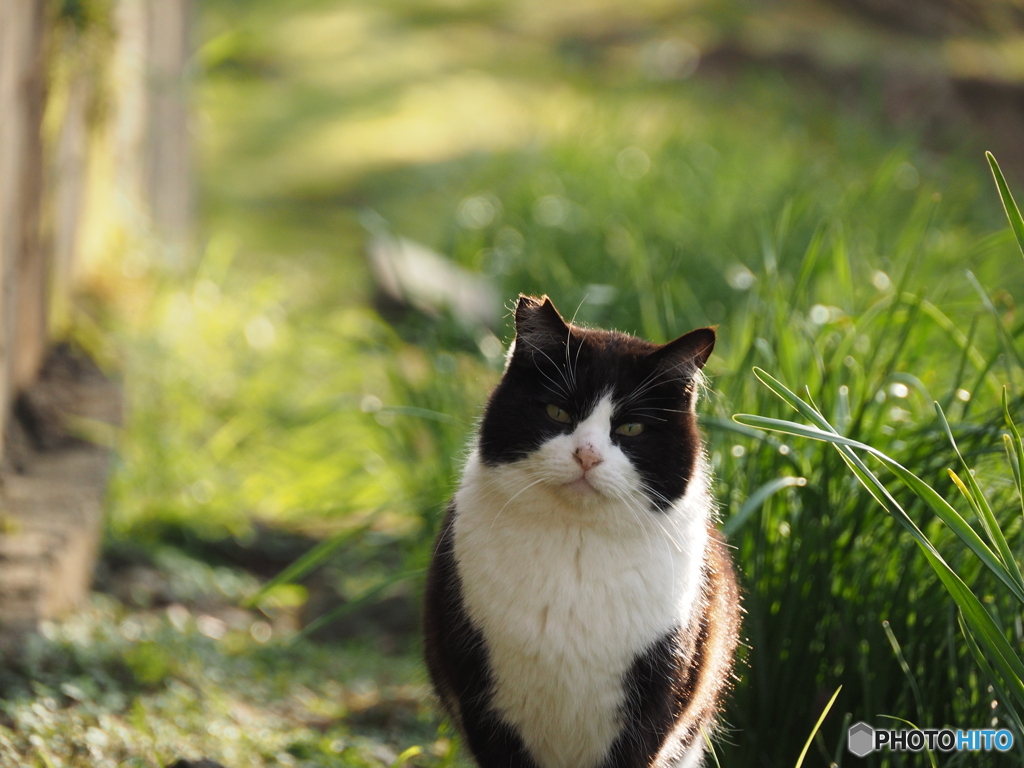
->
[478,295,714,512]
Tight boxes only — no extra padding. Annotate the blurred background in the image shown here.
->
[6,0,1024,765]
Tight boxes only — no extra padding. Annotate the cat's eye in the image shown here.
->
[615,422,644,437]
[545,404,572,424]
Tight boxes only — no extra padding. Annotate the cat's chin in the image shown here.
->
[555,475,607,505]
[564,476,596,495]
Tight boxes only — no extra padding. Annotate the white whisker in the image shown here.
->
[487,472,548,533]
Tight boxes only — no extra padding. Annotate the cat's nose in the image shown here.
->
[574,445,603,472]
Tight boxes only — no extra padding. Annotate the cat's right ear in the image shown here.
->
[513,295,569,345]
[651,327,716,375]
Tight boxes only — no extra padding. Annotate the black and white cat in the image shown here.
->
[424,295,740,768]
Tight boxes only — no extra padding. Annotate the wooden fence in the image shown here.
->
[0,0,192,635]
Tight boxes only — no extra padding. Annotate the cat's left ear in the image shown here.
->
[513,295,570,345]
[650,327,716,376]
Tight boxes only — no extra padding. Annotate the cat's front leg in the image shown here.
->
[423,504,542,768]
[598,629,704,768]
[458,711,544,768]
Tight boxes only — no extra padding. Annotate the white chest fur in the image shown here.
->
[453,451,710,768]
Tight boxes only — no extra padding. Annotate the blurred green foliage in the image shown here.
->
[71,0,1024,765]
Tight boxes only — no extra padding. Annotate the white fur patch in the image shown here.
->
[453,395,711,768]
[672,742,705,768]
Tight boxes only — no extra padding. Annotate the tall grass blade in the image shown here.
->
[794,685,841,768]
[749,368,834,431]
[702,415,801,471]
[1002,388,1024,514]
[738,375,1024,718]
[1003,433,1021,500]
[834,712,851,767]
[700,726,722,768]
[379,405,463,425]
[944,313,981,411]
[946,468,998,552]
[744,416,1024,686]
[835,384,851,435]
[390,746,423,768]
[243,518,378,609]
[915,297,1000,399]
[987,151,1024,258]
[882,620,925,726]
[934,403,1024,593]
[831,231,854,310]
[904,533,1024,713]
[965,270,1024,371]
[722,476,807,537]
[877,716,938,768]
[946,466,995,548]
[292,568,425,643]
[791,222,825,309]
[733,413,1024,603]
[959,612,1024,757]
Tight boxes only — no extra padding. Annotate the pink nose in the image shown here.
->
[574,445,603,472]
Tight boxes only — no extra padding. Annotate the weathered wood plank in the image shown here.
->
[0,346,121,642]
[0,0,49,434]
[0,0,192,641]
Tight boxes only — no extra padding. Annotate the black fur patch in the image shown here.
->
[601,623,708,768]
[478,296,714,511]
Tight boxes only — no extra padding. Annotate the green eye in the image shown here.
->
[615,422,644,437]
[545,404,572,424]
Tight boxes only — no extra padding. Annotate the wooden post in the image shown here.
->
[48,54,92,334]
[145,0,192,257]
[0,1,130,638]
[0,0,48,443]
[109,0,193,263]
[0,0,192,639]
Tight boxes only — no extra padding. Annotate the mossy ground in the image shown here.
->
[0,546,462,768]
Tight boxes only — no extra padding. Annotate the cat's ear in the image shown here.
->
[513,295,569,345]
[651,327,716,377]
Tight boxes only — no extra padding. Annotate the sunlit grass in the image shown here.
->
[72,0,1024,765]
[0,565,459,768]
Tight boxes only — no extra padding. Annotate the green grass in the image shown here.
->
[732,155,1024,764]
[57,0,1024,766]
[0,549,459,768]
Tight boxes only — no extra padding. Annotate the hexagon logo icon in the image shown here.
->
[848,722,875,757]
